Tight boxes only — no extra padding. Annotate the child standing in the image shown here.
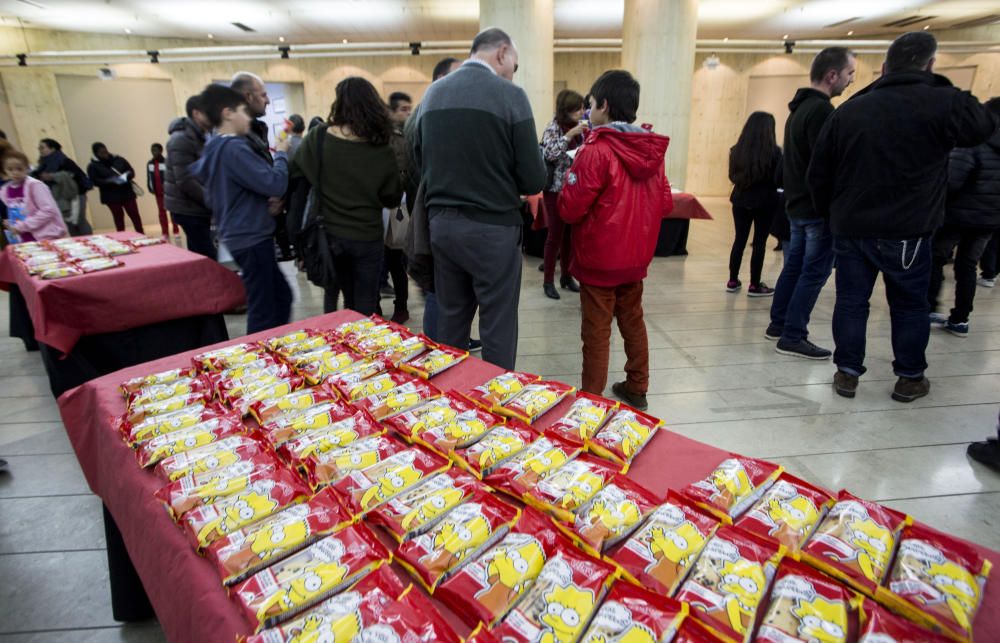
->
[192,84,291,334]
[558,70,672,410]
[147,142,179,241]
[1,149,68,243]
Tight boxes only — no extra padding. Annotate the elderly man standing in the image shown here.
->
[408,28,546,369]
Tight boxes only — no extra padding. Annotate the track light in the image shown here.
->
[409,42,421,55]
[784,40,795,54]
[279,45,290,59]
[148,50,159,63]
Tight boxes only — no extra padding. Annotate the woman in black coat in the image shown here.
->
[86,142,144,233]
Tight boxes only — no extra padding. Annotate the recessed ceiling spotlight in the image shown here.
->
[847,30,854,35]
[723,37,728,42]
[207,33,214,39]
[278,36,285,42]
[923,24,930,30]
[124,28,131,34]
[783,34,789,39]
[342,38,349,44]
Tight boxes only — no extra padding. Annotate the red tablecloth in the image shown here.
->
[57,311,999,642]
[666,191,713,220]
[0,233,245,354]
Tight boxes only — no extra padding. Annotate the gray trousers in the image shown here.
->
[429,208,522,369]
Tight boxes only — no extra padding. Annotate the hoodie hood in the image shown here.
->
[788,87,830,113]
[168,117,188,134]
[588,124,669,180]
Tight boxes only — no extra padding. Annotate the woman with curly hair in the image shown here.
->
[290,77,403,314]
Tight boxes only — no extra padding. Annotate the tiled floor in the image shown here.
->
[1,196,998,640]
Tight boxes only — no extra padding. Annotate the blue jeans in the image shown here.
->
[770,217,834,342]
[832,236,931,379]
[230,239,292,335]
[423,291,439,342]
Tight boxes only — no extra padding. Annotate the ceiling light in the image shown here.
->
[847,30,854,35]
[207,33,214,39]
[723,37,728,42]
[923,25,930,30]
[783,34,788,39]
[278,36,285,42]
[342,39,349,44]
[124,27,131,34]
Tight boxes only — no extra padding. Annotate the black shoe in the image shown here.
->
[543,283,560,300]
[833,371,858,398]
[612,381,648,411]
[537,263,545,272]
[764,324,782,341]
[892,376,930,403]
[776,338,832,360]
[468,339,483,353]
[560,276,580,293]
[967,440,1000,473]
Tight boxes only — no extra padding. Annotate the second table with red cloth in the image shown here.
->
[666,190,713,220]
[57,310,999,642]
[0,232,246,355]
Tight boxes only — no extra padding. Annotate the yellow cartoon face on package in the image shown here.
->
[719,559,768,634]
[587,494,641,536]
[926,559,980,630]
[645,519,708,588]
[419,503,494,570]
[708,459,753,504]
[540,582,596,643]
[290,603,363,643]
[768,490,819,535]
[255,542,350,622]
[844,517,893,582]
[477,428,527,469]
[481,535,547,599]
[401,484,465,531]
[194,483,280,544]
[359,457,423,510]
[791,595,847,643]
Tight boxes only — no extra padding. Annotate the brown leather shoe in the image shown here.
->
[612,381,648,411]
[833,371,858,398]
[892,376,930,403]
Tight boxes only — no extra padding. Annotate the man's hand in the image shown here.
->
[274,136,291,154]
[268,197,285,216]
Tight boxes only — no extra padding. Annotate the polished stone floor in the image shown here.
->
[1,196,997,640]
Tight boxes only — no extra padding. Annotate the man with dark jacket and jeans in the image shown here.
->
[767,47,855,359]
[165,95,215,258]
[808,32,998,402]
[408,28,546,369]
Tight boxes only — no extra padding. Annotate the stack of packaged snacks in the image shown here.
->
[303,434,410,491]
[250,385,339,425]
[579,581,688,642]
[153,434,266,482]
[193,343,269,371]
[587,405,663,471]
[353,377,441,421]
[464,371,541,410]
[735,473,836,553]
[368,468,484,542]
[755,558,856,643]
[120,366,197,396]
[414,401,503,457]
[451,419,539,479]
[275,410,384,470]
[545,392,619,447]
[13,235,135,278]
[259,399,359,448]
[399,340,468,378]
[682,455,783,523]
[562,474,660,556]
[129,234,166,247]
[283,345,361,386]
[383,391,479,442]
[858,599,951,642]
[324,357,392,398]
[134,415,246,468]
[485,433,583,500]
[329,446,451,517]
[522,453,622,523]
[331,367,411,402]
[494,380,575,425]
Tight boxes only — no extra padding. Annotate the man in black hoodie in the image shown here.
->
[808,32,998,403]
[767,47,855,360]
[165,94,215,258]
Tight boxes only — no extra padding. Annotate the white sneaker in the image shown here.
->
[977,276,996,288]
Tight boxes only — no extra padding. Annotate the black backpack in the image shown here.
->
[296,126,337,289]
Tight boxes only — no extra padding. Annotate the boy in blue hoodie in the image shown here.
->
[192,84,291,334]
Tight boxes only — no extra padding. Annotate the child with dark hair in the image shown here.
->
[557,70,673,410]
[192,84,292,334]
[2,149,68,243]
[147,142,179,240]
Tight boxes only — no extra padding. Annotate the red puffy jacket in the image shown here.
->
[557,125,672,287]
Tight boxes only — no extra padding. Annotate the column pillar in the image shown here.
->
[622,0,697,189]
[479,0,554,138]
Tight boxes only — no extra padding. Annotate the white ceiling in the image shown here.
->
[0,0,997,43]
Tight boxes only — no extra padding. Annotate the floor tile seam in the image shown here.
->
[517,345,1000,360]
[871,490,1000,503]
[666,400,1000,426]
[0,547,107,556]
[0,450,75,457]
[0,420,66,426]
[759,441,981,460]
[0,492,95,500]
[0,625,125,636]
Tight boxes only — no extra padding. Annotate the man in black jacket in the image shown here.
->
[768,47,855,360]
[927,97,1000,337]
[165,95,215,258]
[808,32,998,403]
[87,143,144,233]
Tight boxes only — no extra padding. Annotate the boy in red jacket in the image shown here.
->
[558,70,673,410]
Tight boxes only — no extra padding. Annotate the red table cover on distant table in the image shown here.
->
[0,232,245,354]
[665,191,713,220]
[57,310,1000,642]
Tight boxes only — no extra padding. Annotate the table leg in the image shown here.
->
[103,504,155,622]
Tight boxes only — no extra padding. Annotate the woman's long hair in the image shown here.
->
[327,77,393,146]
[729,111,778,190]
[554,89,584,128]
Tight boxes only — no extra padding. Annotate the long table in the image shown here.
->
[57,310,1000,642]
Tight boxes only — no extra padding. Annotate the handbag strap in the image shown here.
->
[305,125,327,227]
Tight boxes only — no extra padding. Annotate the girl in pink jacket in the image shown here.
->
[2,150,68,242]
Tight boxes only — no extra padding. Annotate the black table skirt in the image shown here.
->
[655,219,691,257]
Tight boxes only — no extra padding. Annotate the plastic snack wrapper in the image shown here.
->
[882,522,991,641]
[76,256,122,273]
[154,453,283,518]
[682,455,783,522]
[206,488,351,585]
[566,474,660,555]
[756,558,856,643]
[329,446,451,517]
[353,379,442,421]
[351,324,416,356]
[381,391,476,441]
[497,380,575,424]
[735,473,835,554]
[120,366,197,396]
[121,398,221,441]
[523,453,621,522]
[587,406,664,471]
[479,540,617,643]
[339,368,415,402]
[232,522,392,631]
[485,433,582,500]
[273,335,336,362]
[612,492,722,597]
[230,376,306,417]
[436,507,568,629]
[263,329,321,352]
[193,343,263,371]
[250,386,338,424]
[181,467,312,549]
[675,615,729,642]
[259,399,358,447]
[287,348,360,386]
[276,411,384,468]
[414,403,503,456]
[464,371,542,409]
[217,364,294,401]
[675,524,784,642]
[331,316,381,341]
[27,259,69,275]
[154,434,266,482]
[800,490,908,595]
[324,358,392,397]
[368,468,483,542]
[135,415,245,468]
[129,235,166,247]
[545,392,619,447]
[858,599,951,643]
[210,357,280,384]
[38,263,83,279]
[127,376,212,411]
[452,419,538,479]
[579,581,688,643]
[399,341,469,379]
[304,434,410,490]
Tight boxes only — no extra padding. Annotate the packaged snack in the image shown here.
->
[800,491,908,595]
[304,435,410,490]
[76,257,121,272]
[735,473,835,554]
[287,348,360,386]
[120,366,197,396]
[396,489,520,591]
[352,325,415,356]
[436,507,568,629]
[122,398,221,441]
[331,316,380,341]
[488,542,617,643]
[414,404,503,456]
[38,264,82,279]
[260,399,360,447]
[568,475,660,555]
[465,371,542,409]
[611,493,722,597]
[682,455,783,522]
[154,454,283,518]
[382,391,475,441]
[354,379,442,421]
[579,581,687,643]
[324,358,393,396]
[154,434,265,482]
[127,376,211,410]
[373,333,429,364]
[129,235,166,247]
[399,342,469,379]
[210,357,279,383]
[675,616,727,643]
[452,419,538,479]
[135,415,245,468]
[180,468,312,549]
[330,446,451,517]
[250,385,337,424]
[587,406,663,470]
[205,488,351,585]
[485,434,582,500]
[263,329,319,352]
[341,369,415,402]
[276,411,384,468]
[545,392,618,446]
[675,525,784,641]
[858,599,951,643]
[497,380,575,424]
[217,364,294,400]
[883,522,991,641]
[193,343,261,371]
[756,558,854,643]
[230,376,305,416]
[523,453,622,522]
[368,468,483,541]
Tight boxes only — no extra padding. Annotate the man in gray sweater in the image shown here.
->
[408,27,546,369]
